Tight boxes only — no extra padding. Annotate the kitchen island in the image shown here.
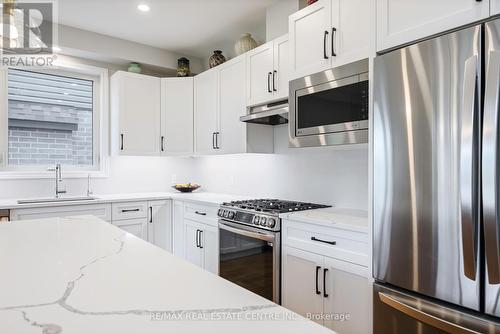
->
[0,216,333,334]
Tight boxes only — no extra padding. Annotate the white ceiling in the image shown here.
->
[58,0,279,59]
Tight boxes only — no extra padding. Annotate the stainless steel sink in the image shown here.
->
[17,196,97,204]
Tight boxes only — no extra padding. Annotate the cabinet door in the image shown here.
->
[200,224,219,274]
[148,200,172,252]
[377,0,489,52]
[161,78,194,156]
[322,257,369,334]
[493,1,500,16]
[114,72,161,156]
[282,247,325,325]
[183,219,204,268]
[172,201,184,257]
[289,0,332,80]
[218,56,247,154]
[273,35,290,101]
[331,0,370,68]
[113,218,148,240]
[194,70,218,155]
[246,41,274,106]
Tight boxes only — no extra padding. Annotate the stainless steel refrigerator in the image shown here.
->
[374,19,500,333]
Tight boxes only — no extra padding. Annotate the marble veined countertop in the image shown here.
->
[0,216,333,334]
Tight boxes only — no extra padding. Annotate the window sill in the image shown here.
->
[0,169,109,180]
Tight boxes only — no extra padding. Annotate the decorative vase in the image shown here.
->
[209,50,226,68]
[234,33,257,56]
[127,62,142,74]
[177,57,190,77]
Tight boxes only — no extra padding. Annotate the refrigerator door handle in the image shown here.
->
[460,55,479,281]
[483,49,500,284]
[379,292,481,334]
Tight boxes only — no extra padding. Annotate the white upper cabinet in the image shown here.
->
[218,57,247,154]
[377,0,489,52]
[288,0,369,80]
[246,34,290,106]
[273,34,290,101]
[246,41,274,106]
[289,0,332,80]
[160,78,194,156]
[331,0,370,67]
[194,69,219,155]
[111,71,161,156]
[493,0,500,16]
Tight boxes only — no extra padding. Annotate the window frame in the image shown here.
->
[0,61,109,179]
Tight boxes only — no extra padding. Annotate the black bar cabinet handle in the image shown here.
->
[315,266,321,295]
[331,27,337,57]
[323,30,329,59]
[195,211,207,216]
[215,132,220,149]
[149,207,153,223]
[272,70,277,92]
[161,136,165,152]
[267,72,272,93]
[323,268,329,298]
[311,236,336,246]
[120,134,124,150]
[196,229,200,248]
[121,208,140,213]
[199,230,203,249]
[212,132,216,149]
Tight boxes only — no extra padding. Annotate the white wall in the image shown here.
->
[0,156,195,200]
[192,126,369,210]
[266,0,299,41]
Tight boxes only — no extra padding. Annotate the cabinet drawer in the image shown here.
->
[10,204,112,222]
[112,201,148,221]
[183,202,218,226]
[283,220,369,267]
[113,218,147,240]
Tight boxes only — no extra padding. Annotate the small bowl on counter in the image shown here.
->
[172,183,201,193]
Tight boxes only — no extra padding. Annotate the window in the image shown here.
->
[0,63,108,177]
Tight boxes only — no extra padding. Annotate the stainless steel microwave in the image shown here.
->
[289,59,369,148]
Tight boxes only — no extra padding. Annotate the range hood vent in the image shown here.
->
[240,100,288,125]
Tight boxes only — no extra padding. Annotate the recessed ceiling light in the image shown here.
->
[137,4,150,12]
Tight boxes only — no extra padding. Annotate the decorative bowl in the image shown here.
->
[172,184,201,193]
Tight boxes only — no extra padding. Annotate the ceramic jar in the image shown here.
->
[209,50,226,68]
[127,62,141,74]
[234,33,257,56]
[177,57,190,77]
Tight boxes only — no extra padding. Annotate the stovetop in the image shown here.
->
[222,199,331,214]
[218,199,331,231]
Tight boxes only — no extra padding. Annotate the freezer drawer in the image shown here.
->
[373,284,500,334]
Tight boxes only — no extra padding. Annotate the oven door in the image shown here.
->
[218,220,280,304]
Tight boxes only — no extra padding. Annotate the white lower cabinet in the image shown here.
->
[173,200,219,274]
[148,200,172,252]
[183,218,218,274]
[283,246,369,333]
[113,218,148,240]
[282,218,369,333]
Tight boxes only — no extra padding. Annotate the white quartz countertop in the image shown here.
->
[0,191,253,210]
[280,207,369,233]
[0,216,333,334]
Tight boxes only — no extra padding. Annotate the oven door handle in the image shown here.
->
[219,220,275,243]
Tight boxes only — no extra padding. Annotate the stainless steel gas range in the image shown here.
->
[217,199,330,304]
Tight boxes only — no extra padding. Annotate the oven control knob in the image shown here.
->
[228,211,235,219]
[260,217,267,226]
[267,218,276,228]
[253,216,260,225]
[223,210,229,218]
[218,209,223,217]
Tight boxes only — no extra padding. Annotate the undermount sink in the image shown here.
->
[17,196,98,204]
